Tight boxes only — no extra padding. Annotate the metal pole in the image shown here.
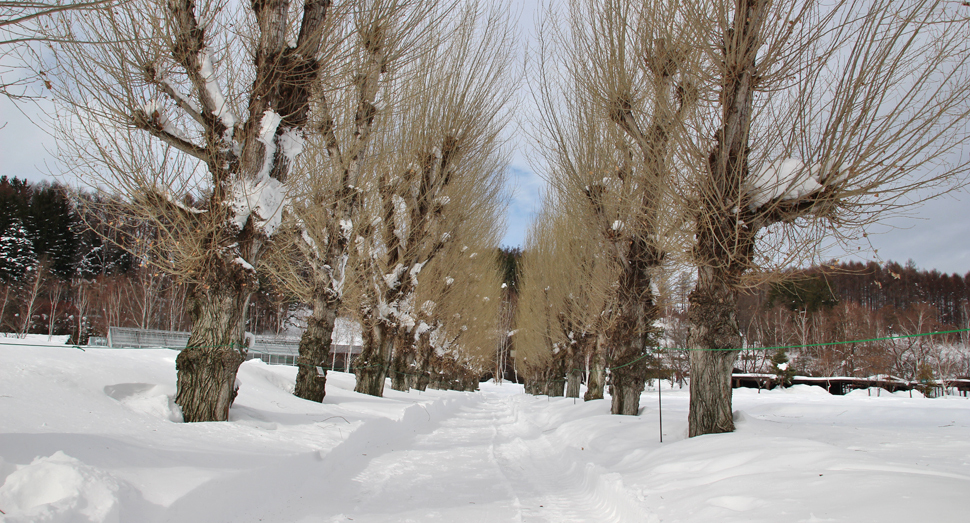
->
[658,350,663,443]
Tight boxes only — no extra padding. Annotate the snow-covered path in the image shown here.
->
[2,341,970,522]
[326,395,527,522]
[318,392,646,522]
[168,389,651,523]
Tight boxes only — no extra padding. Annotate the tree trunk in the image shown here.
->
[610,369,643,415]
[461,370,478,392]
[389,335,411,392]
[294,294,338,402]
[609,315,649,416]
[430,371,445,390]
[414,371,431,391]
[524,375,536,394]
[585,333,607,401]
[175,277,251,423]
[685,0,764,436]
[411,330,433,391]
[546,357,566,397]
[565,339,585,398]
[354,321,393,397]
[565,367,582,398]
[607,237,658,415]
[687,269,742,437]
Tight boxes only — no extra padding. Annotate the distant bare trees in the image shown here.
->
[727,261,970,388]
[514,200,614,398]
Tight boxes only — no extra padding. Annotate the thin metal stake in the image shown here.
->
[657,353,664,443]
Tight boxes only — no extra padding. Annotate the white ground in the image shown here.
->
[1,336,969,522]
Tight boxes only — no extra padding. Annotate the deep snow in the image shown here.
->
[1,335,968,522]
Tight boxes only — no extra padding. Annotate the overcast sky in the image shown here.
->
[3,0,969,275]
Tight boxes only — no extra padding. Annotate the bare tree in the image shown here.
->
[513,199,614,398]
[264,0,441,402]
[508,207,555,394]
[40,0,336,421]
[532,0,970,433]
[70,276,91,343]
[0,282,11,331]
[678,0,970,436]
[417,232,505,391]
[533,0,696,413]
[346,1,513,397]
[44,274,65,337]
[17,255,46,336]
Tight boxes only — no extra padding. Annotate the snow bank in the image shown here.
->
[103,383,182,422]
[0,343,469,522]
[0,451,123,522]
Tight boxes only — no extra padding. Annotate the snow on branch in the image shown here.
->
[139,100,190,142]
[198,51,236,135]
[227,110,292,236]
[746,158,831,210]
[229,175,287,235]
[132,101,207,162]
[279,128,306,165]
[158,77,204,126]
[392,194,409,244]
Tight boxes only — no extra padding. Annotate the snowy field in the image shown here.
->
[1,336,969,522]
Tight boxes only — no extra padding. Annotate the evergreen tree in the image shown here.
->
[0,176,31,235]
[27,183,80,279]
[0,218,38,282]
[497,247,522,290]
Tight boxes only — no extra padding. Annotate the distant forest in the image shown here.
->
[661,261,970,385]
[0,177,293,341]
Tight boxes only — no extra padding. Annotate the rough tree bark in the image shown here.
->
[389,340,413,392]
[294,293,338,402]
[411,328,433,391]
[355,320,394,397]
[565,336,586,398]
[176,267,252,422]
[687,269,743,436]
[584,333,607,401]
[606,237,660,415]
[547,353,566,397]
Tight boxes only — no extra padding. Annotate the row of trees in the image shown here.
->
[3,0,517,422]
[517,0,970,437]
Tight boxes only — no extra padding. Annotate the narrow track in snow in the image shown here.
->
[329,391,649,522]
